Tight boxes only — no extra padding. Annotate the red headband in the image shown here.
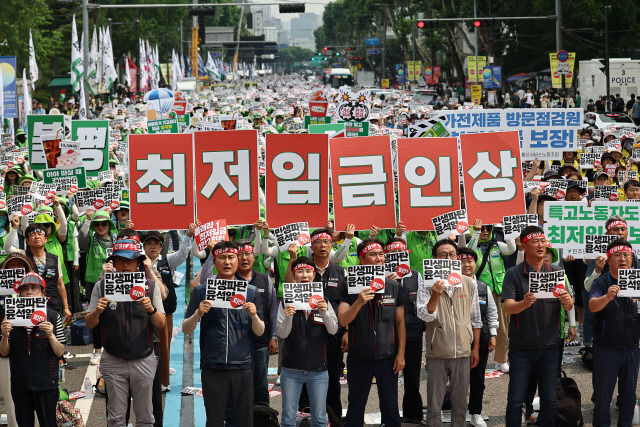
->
[606,220,627,232]
[385,242,407,252]
[213,247,238,259]
[237,244,254,253]
[310,232,332,244]
[606,245,633,259]
[360,243,383,256]
[522,232,545,245]
[458,253,475,261]
[292,263,315,273]
[112,242,139,252]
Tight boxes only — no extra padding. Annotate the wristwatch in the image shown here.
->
[149,307,158,315]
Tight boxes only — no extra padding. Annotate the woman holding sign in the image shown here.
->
[277,256,338,427]
[0,273,66,427]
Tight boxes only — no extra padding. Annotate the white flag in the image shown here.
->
[21,69,31,131]
[100,27,117,92]
[70,16,83,92]
[125,56,131,87]
[87,26,99,95]
[78,80,87,120]
[139,39,148,92]
[28,30,38,91]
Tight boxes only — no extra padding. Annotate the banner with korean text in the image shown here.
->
[544,201,640,258]
[460,131,526,224]
[129,133,194,230]
[266,134,329,228]
[397,137,461,230]
[194,130,260,226]
[437,109,583,160]
[330,136,396,231]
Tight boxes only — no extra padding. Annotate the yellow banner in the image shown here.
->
[350,65,357,75]
[550,52,576,89]
[381,79,389,88]
[472,85,482,105]
[407,61,422,81]
[477,56,487,73]
[467,56,477,83]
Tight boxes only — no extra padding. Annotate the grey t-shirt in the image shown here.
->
[88,277,165,314]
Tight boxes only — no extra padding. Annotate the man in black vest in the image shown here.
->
[85,239,166,426]
[285,227,349,420]
[589,239,640,426]
[384,237,425,424]
[338,238,406,427]
[183,240,264,427]
[459,247,499,427]
[0,272,66,427]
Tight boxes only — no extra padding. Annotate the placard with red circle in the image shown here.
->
[94,199,105,210]
[447,272,462,286]
[308,294,322,309]
[298,233,310,246]
[456,221,469,234]
[230,294,246,308]
[20,204,32,216]
[396,264,411,277]
[30,310,46,325]
[130,286,146,301]
[552,283,566,298]
[370,277,385,292]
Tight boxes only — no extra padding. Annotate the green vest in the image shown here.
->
[46,235,69,284]
[335,238,359,268]
[65,220,77,262]
[252,254,266,275]
[85,235,109,284]
[405,231,437,273]
[473,242,506,295]
[276,245,307,298]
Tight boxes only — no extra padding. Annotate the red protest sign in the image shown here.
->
[129,133,194,230]
[397,137,460,230]
[266,134,329,228]
[330,136,396,231]
[460,131,525,224]
[193,219,229,252]
[194,130,260,226]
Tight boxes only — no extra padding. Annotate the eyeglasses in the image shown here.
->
[436,251,458,260]
[611,252,633,260]
[94,222,109,227]
[237,251,254,258]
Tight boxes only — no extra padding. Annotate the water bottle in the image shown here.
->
[96,365,101,379]
[83,376,93,398]
[64,326,71,345]
[171,326,180,344]
[59,360,65,383]
[633,400,639,425]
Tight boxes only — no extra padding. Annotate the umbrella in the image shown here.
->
[144,88,175,115]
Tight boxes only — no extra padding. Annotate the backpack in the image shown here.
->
[556,371,584,427]
[56,400,85,427]
[579,345,594,371]
[253,403,279,427]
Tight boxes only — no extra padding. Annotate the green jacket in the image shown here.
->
[469,234,507,295]
[85,211,118,284]
[405,231,438,273]
[334,238,359,268]
[33,213,69,284]
[276,245,307,298]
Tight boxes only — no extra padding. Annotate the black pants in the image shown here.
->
[12,388,58,427]
[326,330,344,417]
[468,334,490,415]
[402,338,424,420]
[202,368,253,427]
[84,282,102,350]
[345,355,401,427]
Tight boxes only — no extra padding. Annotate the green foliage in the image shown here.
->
[279,46,315,64]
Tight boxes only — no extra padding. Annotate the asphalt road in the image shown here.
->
[0,337,633,426]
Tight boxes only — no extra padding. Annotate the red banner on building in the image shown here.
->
[330,136,396,231]
[460,131,525,224]
[128,133,194,230]
[194,130,260,226]
[397,137,460,230]
[266,134,330,228]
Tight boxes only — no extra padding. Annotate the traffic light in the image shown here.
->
[317,52,321,56]
[473,20,483,27]
[416,19,437,29]
[323,47,328,52]
[335,52,339,56]
[279,4,305,13]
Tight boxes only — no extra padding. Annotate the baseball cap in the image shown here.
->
[106,239,146,263]
[14,272,46,293]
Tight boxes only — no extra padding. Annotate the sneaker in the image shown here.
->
[275,376,281,386]
[90,352,101,366]
[161,384,170,392]
[495,362,510,373]
[470,414,487,427]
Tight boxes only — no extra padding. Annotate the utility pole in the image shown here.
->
[136,9,140,92]
[82,0,89,101]
[166,9,169,87]
[191,0,198,77]
[411,10,416,83]
[604,5,611,112]
[473,0,478,58]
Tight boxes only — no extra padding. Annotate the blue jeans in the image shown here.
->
[253,346,270,405]
[280,368,329,427]
[505,346,559,427]
[582,286,593,345]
